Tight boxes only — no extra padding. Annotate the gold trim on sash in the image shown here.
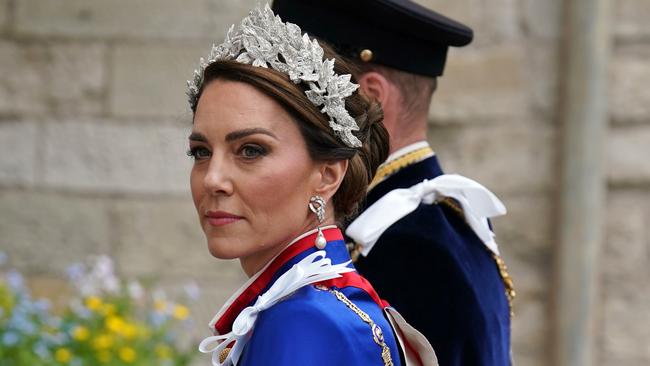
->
[315,285,394,366]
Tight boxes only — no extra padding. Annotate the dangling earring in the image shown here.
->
[309,195,327,249]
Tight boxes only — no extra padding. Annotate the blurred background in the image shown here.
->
[0,0,648,365]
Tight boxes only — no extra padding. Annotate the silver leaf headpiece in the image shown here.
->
[186,4,362,148]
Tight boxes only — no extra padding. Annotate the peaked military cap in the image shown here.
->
[272,0,473,77]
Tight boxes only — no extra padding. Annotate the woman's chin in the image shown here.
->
[206,238,246,260]
[207,245,237,259]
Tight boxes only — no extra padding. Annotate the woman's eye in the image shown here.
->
[239,144,266,159]
[187,147,211,160]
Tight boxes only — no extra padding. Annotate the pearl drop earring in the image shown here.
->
[309,195,327,249]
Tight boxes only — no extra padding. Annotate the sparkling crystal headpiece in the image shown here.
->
[186,4,362,148]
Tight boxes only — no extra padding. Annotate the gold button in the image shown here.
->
[360,49,373,62]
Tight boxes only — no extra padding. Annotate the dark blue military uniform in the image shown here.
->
[354,154,512,365]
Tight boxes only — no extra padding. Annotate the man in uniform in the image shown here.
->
[273,1,514,365]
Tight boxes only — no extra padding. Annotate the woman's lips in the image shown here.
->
[205,210,243,227]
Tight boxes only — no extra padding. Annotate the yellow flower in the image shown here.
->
[72,325,90,341]
[105,315,126,334]
[55,348,72,363]
[85,296,103,311]
[153,300,167,313]
[122,323,138,340]
[118,346,137,363]
[92,334,114,350]
[100,303,117,316]
[154,344,172,360]
[96,350,111,363]
[172,304,189,320]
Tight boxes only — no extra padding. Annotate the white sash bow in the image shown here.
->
[346,174,507,256]
[198,251,354,366]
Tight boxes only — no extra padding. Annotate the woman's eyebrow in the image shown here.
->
[188,132,208,142]
[225,128,278,142]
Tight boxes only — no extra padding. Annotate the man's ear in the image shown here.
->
[357,71,393,107]
[313,159,349,201]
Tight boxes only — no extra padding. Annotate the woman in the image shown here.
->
[188,5,435,366]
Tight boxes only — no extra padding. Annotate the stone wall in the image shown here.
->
[600,1,650,364]
[0,1,648,365]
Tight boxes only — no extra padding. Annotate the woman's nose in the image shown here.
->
[203,158,234,196]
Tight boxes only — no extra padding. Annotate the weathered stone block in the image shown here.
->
[415,0,519,46]
[430,45,527,123]
[428,122,556,193]
[414,0,480,36]
[15,0,216,40]
[206,0,260,39]
[0,0,7,33]
[42,119,192,194]
[600,281,650,365]
[0,41,106,117]
[475,0,520,46]
[511,298,549,366]
[603,190,648,279]
[524,42,559,115]
[607,125,650,185]
[492,193,553,295]
[0,41,49,116]
[495,194,554,255]
[599,189,650,365]
[0,121,38,185]
[614,0,650,40]
[109,44,204,118]
[522,0,562,40]
[46,42,106,116]
[112,198,244,282]
[610,53,650,123]
[0,190,112,274]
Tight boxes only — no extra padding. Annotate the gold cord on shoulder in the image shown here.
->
[493,254,516,318]
[439,198,516,317]
[316,286,394,366]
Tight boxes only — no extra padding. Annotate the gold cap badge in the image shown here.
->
[360,49,373,62]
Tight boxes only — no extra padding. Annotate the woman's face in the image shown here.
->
[189,79,322,275]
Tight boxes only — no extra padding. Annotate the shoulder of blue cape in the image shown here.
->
[238,285,394,365]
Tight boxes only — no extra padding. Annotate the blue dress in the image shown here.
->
[203,228,407,366]
[354,153,512,366]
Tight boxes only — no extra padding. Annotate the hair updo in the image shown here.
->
[191,42,389,222]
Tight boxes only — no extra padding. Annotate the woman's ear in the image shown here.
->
[314,159,349,201]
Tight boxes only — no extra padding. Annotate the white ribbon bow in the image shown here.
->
[346,174,507,256]
[198,251,354,366]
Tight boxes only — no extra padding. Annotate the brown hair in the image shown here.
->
[356,63,437,121]
[191,44,389,221]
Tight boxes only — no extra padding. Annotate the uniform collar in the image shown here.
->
[368,141,436,192]
[209,226,350,335]
[385,141,434,164]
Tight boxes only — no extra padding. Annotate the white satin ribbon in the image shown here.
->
[346,174,507,256]
[198,251,354,366]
